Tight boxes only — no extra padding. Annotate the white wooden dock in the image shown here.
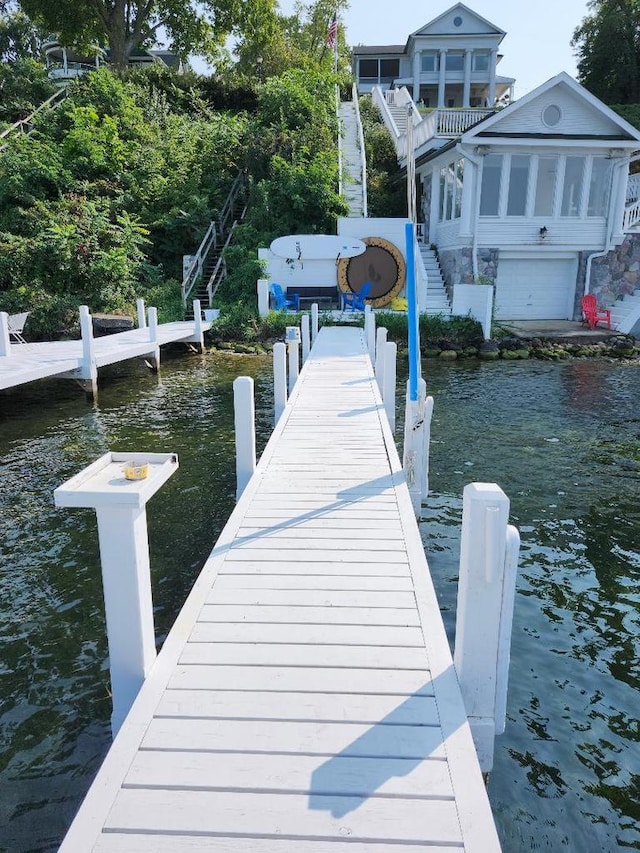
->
[0,318,209,392]
[59,326,501,852]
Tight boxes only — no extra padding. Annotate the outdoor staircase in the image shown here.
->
[387,102,410,135]
[339,97,367,217]
[610,288,640,334]
[419,245,452,316]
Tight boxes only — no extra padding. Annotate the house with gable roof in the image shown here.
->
[354,4,640,330]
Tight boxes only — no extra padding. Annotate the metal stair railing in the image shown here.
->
[181,220,218,307]
[0,87,69,152]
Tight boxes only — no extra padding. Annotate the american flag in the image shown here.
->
[326,12,338,49]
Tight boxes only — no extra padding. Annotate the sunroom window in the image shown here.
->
[587,158,612,217]
[473,52,489,72]
[534,156,557,216]
[422,52,437,73]
[480,154,503,216]
[561,157,585,216]
[446,52,464,71]
[506,155,530,216]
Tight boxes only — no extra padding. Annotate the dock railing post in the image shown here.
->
[301,314,311,361]
[147,306,160,372]
[375,327,387,392]
[454,482,520,774]
[364,305,376,360]
[286,327,300,394]
[79,305,98,398]
[257,278,270,317]
[403,378,434,515]
[136,298,146,329]
[311,303,319,343]
[53,451,179,736]
[192,299,204,351]
[383,340,397,433]
[0,312,11,356]
[273,342,287,424]
[234,376,256,500]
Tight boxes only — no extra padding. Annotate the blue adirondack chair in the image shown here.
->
[270,283,300,311]
[342,281,373,311]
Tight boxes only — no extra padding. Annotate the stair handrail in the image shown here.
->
[352,82,368,218]
[181,220,217,306]
[0,87,68,150]
[218,170,247,237]
[371,85,402,141]
[206,221,239,305]
[414,231,430,313]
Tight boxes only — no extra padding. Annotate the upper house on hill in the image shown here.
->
[352,3,640,331]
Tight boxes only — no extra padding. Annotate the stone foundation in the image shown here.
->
[588,234,640,307]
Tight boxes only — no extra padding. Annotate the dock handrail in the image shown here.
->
[181,220,217,306]
[352,82,368,218]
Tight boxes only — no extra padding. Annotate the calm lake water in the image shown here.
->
[0,351,638,852]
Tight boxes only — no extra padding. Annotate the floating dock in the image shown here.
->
[59,326,501,852]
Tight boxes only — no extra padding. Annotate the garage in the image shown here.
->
[494,257,578,320]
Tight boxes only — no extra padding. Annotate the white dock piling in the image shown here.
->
[286,327,300,394]
[79,305,98,398]
[311,303,319,343]
[136,298,146,329]
[403,378,434,515]
[301,314,311,362]
[0,312,11,357]
[147,307,161,372]
[257,278,270,317]
[273,342,287,424]
[375,327,387,392]
[53,451,179,736]
[233,376,256,500]
[364,305,376,360]
[454,482,520,773]
[383,340,397,433]
[192,299,204,350]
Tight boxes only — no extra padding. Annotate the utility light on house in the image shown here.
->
[539,226,548,240]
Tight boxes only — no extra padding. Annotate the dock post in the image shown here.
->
[383,341,397,433]
[287,333,299,394]
[273,342,287,424]
[79,305,98,399]
[364,305,376,360]
[147,307,160,372]
[54,451,179,736]
[454,483,520,774]
[136,298,146,329]
[234,376,256,500]
[301,314,311,361]
[375,327,387,392]
[403,378,434,515]
[311,303,319,343]
[0,312,11,357]
[257,279,270,317]
[192,299,204,351]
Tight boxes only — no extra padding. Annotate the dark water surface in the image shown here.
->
[0,352,638,852]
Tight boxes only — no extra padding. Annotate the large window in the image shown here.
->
[588,159,612,217]
[473,52,489,72]
[446,52,464,71]
[439,161,464,222]
[506,155,530,216]
[561,156,585,217]
[480,154,503,216]
[358,58,399,82]
[380,59,400,81]
[358,59,377,80]
[421,52,437,73]
[534,156,558,216]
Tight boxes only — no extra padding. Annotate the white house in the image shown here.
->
[352,3,514,108]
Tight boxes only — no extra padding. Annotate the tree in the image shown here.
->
[572,0,640,103]
[17,0,261,68]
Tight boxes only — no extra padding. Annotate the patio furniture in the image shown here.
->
[581,295,611,330]
[7,312,29,343]
[269,283,300,312]
[342,281,372,311]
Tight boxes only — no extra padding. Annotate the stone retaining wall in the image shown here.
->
[588,233,640,307]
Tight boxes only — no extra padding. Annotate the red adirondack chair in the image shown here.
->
[581,294,611,330]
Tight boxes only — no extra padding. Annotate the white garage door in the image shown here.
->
[494,258,577,320]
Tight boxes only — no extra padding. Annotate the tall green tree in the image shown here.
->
[572,0,640,103]
[16,0,263,68]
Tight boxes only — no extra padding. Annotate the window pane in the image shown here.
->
[359,59,378,79]
[480,154,503,216]
[534,156,557,216]
[454,160,464,218]
[506,155,530,216]
[561,156,585,217]
[446,165,454,220]
[421,52,437,72]
[380,59,399,79]
[588,159,612,217]
[446,52,464,71]
[439,168,447,221]
[473,52,489,71]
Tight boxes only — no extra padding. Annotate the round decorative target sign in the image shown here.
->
[337,237,406,308]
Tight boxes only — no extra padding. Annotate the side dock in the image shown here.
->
[59,325,503,852]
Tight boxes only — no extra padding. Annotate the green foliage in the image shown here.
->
[0,57,55,128]
[358,96,407,217]
[611,103,640,129]
[572,0,640,103]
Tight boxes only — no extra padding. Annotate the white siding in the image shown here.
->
[258,249,337,291]
[489,85,624,137]
[417,8,502,37]
[477,219,607,250]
